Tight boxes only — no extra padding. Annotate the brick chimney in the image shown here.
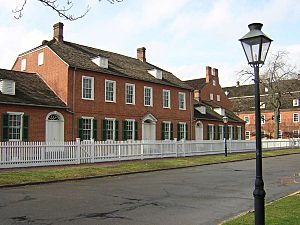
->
[206,66,219,84]
[137,47,146,62]
[53,22,64,42]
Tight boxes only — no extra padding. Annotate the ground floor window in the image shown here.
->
[123,120,138,140]
[102,119,118,141]
[237,126,242,140]
[178,123,187,140]
[78,117,97,140]
[245,131,251,140]
[208,124,214,140]
[2,113,28,141]
[162,122,173,140]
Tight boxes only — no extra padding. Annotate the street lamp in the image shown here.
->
[239,23,272,225]
[223,116,228,157]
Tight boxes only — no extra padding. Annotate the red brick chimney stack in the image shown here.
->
[137,47,146,62]
[206,66,212,83]
[206,66,219,84]
[53,22,64,42]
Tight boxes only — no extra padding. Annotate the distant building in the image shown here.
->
[224,79,300,140]
[185,66,245,140]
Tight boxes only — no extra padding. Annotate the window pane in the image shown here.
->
[9,114,22,140]
[82,118,92,140]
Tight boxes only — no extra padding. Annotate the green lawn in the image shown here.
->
[222,194,300,225]
[0,148,299,187]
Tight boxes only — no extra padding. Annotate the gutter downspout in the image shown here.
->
[190,91,193,140]
[72,67,77,141]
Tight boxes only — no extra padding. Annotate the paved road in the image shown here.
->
[1,154,300,225]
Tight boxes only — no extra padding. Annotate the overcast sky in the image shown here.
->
[1,0,300,87]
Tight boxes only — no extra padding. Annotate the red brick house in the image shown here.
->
[12,22,193,141]
[185,66,245,140]
[0,69,70,142]
[224,79,300,140]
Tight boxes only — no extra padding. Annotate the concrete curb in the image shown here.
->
[1,151,299,189]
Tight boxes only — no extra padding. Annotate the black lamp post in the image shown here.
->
[239,23,272,225]
[223,116,228,157]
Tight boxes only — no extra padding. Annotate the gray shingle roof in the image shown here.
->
[223,79,300,112]
[184,78,206,90]
[0,69,66,108]
[44,40,193,90]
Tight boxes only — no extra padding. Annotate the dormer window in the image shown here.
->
[92,56,108,69]
[0,79,15,95]
[214,108,225,116]
[148,69,162,80]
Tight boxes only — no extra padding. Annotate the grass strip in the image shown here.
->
[222,193,300,225]
[0,148,299,187]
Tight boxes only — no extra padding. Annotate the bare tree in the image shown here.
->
[12,0,123,21]
[238,51,298,139]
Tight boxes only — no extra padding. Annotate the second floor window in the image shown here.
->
[144,87,153,106]
[293,113,299,123]
[163,90,170,108]
[125,83,135,104]
[82,76,94,100]
[179,92,186,110]
[105,80,116,102]
[244,116,250,124]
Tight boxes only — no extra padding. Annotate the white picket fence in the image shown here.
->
[0,139,299,168]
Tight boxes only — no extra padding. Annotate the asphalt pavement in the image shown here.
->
[0,154,300,225]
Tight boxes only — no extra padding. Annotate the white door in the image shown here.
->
[195,122,203,140]
[46,112,64,142]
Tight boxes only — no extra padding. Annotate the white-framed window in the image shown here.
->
[162,121,172,140]
[144,86,153,106]
[178,92,186,110]
[212,80,216,86]
[237,126,242,140]
[125,83,135,105]
[38,52,44,66]
[217,95,220,101]
[124,120,136,140]
[293,113,299,123]
[105,118,116,140]
[218,125,224,140]
[261,115,266,124]
[163,89,171,108]
[105,80,116,103]
[82,76,94,100]
[293,130,299,138]
[293,99,299,107]
[208,124,214,140]
[278,130,282,139]
[210,93,214,100]
[178,122,187,140]
[260,102,266,109]
[3,112,27,141]
[244,116,250,124]
[245,131,251,140]
[81,117,94,140]
[21,58,26,71]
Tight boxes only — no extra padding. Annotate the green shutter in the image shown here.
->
[22,115,29,141]
[185,123,188,140]
[102,119,107,141]
[170,123,173,140]
[177,123,180,140]
[78,118,83,140]
[207,125,210,140]
[93,119,98,141]
[214,125,218,140]
[2,113,9,141]
[161,122,165,140]
[226,126,229,139]
[115,120,119,141]
[134,121,138,140]
[123,121,127,141]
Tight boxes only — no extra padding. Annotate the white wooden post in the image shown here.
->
[141,141,144,160]
[174,138,178,157]
[91,139,95,163]
[118,142,121,160]
[76,138,81,164]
